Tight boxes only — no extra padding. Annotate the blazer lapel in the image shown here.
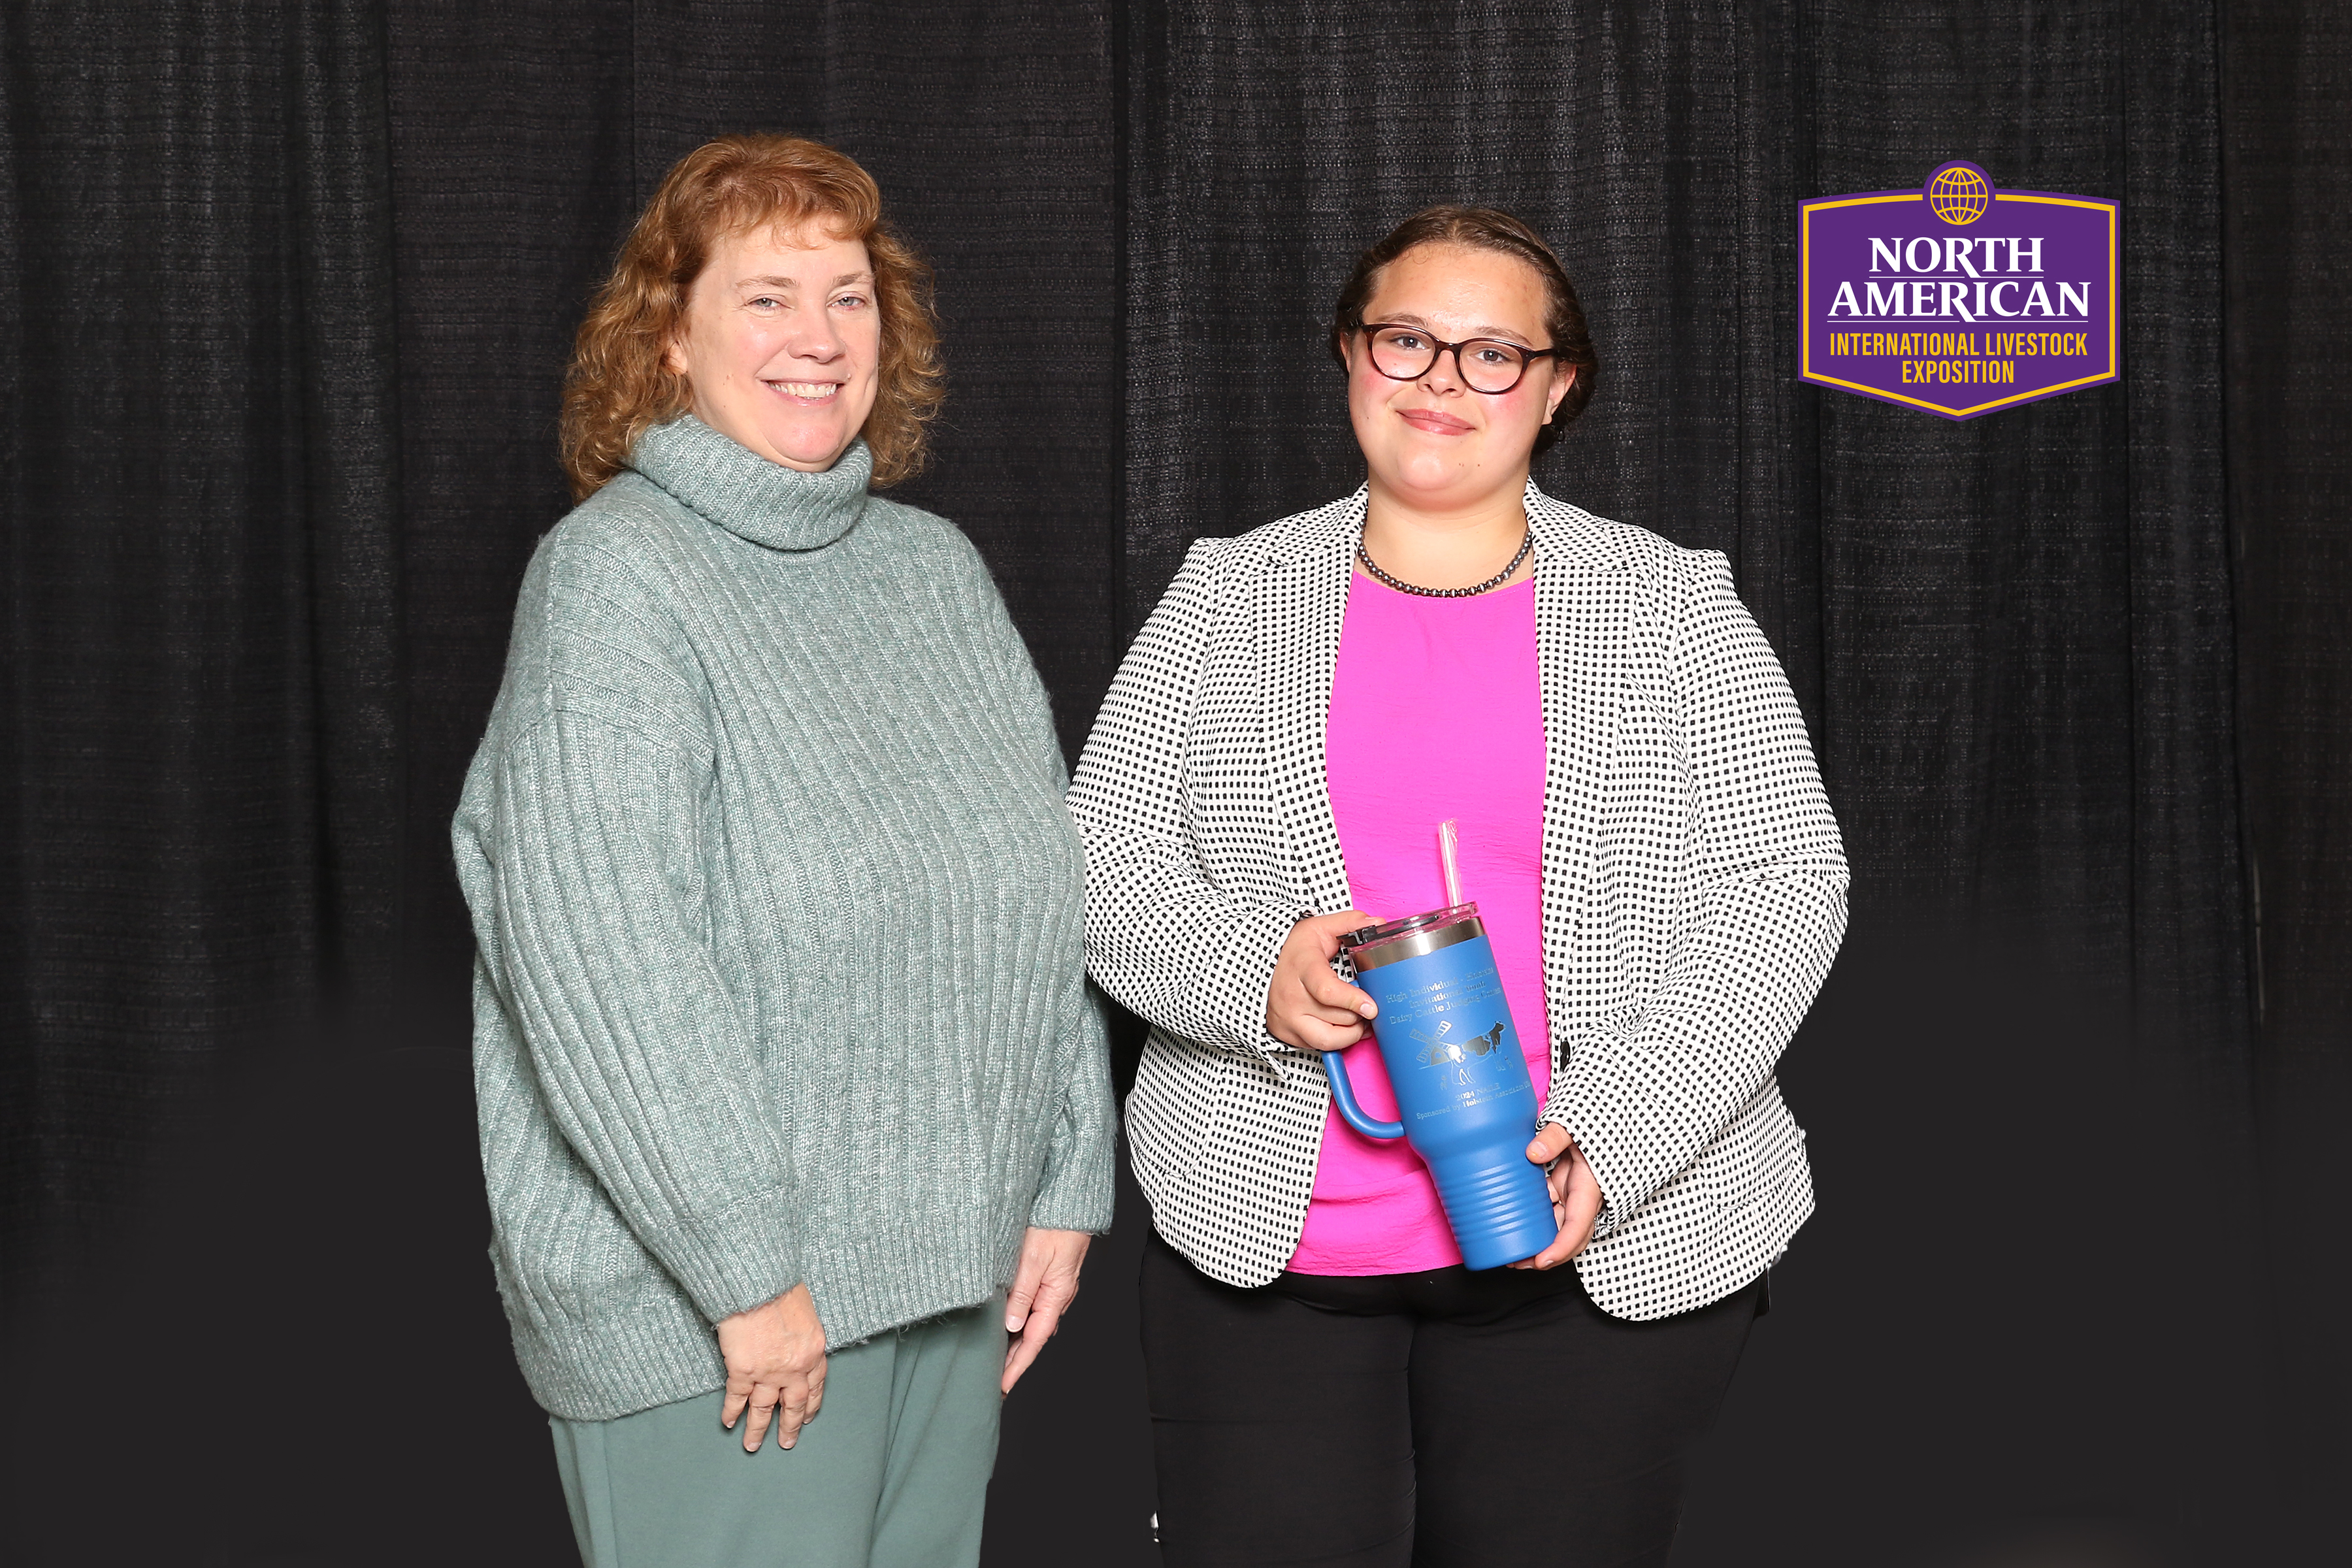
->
[1250,480,1634,976]
[1528,482,1635,1026]
[1256,489,1364,919]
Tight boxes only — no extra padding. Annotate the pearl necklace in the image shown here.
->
[1355,529,1533,598]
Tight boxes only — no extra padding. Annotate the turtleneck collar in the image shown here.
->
[627,414,872,551]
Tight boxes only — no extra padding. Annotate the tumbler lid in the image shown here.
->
[1339,902,1482,966]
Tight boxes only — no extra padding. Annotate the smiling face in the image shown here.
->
[664,220,882,472]
[1343,242,1573,513]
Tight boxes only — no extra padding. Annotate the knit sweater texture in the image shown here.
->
[453,416,1114,1422]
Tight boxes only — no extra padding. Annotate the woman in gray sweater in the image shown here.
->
[452,135,1112,1568]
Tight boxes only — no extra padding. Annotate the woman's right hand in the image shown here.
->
[717,1282,828,1452]
[1265,910,1380,1051]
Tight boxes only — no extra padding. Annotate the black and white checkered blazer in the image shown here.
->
[1068,482,1849,1319]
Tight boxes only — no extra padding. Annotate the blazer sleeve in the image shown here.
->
[1067,539,1304,1061]
[1544,550,1849,1237]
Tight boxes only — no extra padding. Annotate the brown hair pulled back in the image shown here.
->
[1329,205,1597,450]
[560,135,944,501]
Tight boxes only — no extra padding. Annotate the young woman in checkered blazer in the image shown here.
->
[1068,206,1848,1568]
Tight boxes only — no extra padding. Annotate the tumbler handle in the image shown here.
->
[1322,1052,1405,1140]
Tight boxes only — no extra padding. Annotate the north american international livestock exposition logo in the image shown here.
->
[1800,161,2119,419]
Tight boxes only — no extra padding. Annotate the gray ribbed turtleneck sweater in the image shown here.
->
[453,416,1113,1422]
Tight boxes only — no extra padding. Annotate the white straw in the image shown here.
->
[1438,819,1463,907]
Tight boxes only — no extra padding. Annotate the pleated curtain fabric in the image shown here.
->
[2220,0,2352,1512]
[0,0,406,1250]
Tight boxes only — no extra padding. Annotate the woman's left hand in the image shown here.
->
[1507,1124,1605,1271]
[1002,1226,1092,1394]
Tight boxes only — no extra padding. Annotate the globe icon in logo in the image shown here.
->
[1928,163,1991,225]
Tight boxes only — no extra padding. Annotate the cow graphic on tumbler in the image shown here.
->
[1414,1021,1510,1086]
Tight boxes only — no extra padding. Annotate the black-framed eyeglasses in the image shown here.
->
[1356,321,1563,395]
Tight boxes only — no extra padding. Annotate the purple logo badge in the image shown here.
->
[1800,162,2119,419]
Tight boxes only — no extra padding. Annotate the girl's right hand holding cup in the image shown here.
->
[1264,910,1380,1051]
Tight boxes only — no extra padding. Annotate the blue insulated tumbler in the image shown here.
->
[1322,904,1558,1270]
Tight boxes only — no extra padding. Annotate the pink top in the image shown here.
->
[1286,570,1552,1275]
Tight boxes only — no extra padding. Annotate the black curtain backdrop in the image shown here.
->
[2222,0,2352,1527]
[1,4,2343,1565]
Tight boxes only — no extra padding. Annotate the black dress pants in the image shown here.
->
[1140,1230,1763,1568]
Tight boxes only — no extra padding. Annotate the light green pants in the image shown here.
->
[550,1299,1004,1568]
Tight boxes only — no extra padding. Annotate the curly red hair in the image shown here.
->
[561,135,944,500]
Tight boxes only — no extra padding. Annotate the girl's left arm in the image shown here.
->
[1541,549,1849,1239]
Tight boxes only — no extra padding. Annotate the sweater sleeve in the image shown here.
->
[467,525,804,1326]
[1542,551,1848,1237]
[482,710,803,1323]
[951,527,1117,1235]
[1066,540,1303,1060]
[1026,981,1117,1233]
